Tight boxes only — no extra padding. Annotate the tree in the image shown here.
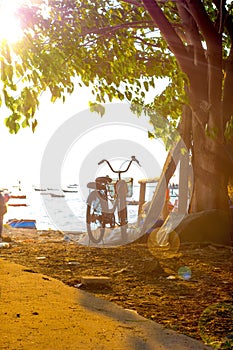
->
[1,0,233,215]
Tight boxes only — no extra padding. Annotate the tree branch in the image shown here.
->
[176,1,205,65]
[185,0,221,47]
[186,0,223,139]
[120,0,143,7]
[81,20,155,36]
[176,1,208,114]
[223,45,233,125]
[225,11,233,43]
[213,0,233,42]
[133,34,161,48]
[141,0,192,77]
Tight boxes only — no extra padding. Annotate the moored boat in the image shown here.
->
[67,184,78,188]
[50,193,65,198]
[7,219,37,229]
[10,194,26,199]
[62,189,78,193]
[127,200,139,205]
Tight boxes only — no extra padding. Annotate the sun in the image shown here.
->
[0,0,25,44]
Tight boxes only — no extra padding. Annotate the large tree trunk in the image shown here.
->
[142,0,232,219]
[190,118,229,213]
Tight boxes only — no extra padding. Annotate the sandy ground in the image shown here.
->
[0,257,214,350]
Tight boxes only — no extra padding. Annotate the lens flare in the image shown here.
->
[148,228,180,259]
[178,266,191,280]
[0,1,24,43]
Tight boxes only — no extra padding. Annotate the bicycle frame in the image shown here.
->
[94,180,125,227]
[86,156,141,243]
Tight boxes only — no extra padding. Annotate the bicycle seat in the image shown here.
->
[87,182,97,189]
[87,181,106,190]
[95,176,112,184]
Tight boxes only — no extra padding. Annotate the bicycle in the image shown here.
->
[86,156,141,244]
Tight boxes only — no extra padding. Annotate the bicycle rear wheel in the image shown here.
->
[86,191,105,243]
[118,207,128,242]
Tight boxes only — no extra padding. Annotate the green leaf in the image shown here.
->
[148,131,155,139]
[125,90,132,101]
[1,62,7,82]
[32,119,38,133]
[144,81,149,92]
[89,102,105,117]
[22,119,30,128]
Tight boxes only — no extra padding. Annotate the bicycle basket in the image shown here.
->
[108,177,133,198]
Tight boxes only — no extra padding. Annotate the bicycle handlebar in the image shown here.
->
[130,155,141,166]
[98,156,141,175]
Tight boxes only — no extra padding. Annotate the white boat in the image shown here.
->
[50,193,65,198]
[62,188,78,193]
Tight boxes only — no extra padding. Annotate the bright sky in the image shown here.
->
[0,86,92,187]
[0,83,171,189]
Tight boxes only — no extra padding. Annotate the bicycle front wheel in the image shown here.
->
[86,191,105,243]
[116,180,128,242]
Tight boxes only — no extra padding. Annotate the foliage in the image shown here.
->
[0,0,184,141]
[0,0,233,150]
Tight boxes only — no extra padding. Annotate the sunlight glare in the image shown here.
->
[0,0,26,43]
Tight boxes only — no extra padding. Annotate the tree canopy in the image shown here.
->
[1,1,232,137]
[0,1,201,136]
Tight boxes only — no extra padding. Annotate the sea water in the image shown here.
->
[3,185,142,232]
[4,185,177,233]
